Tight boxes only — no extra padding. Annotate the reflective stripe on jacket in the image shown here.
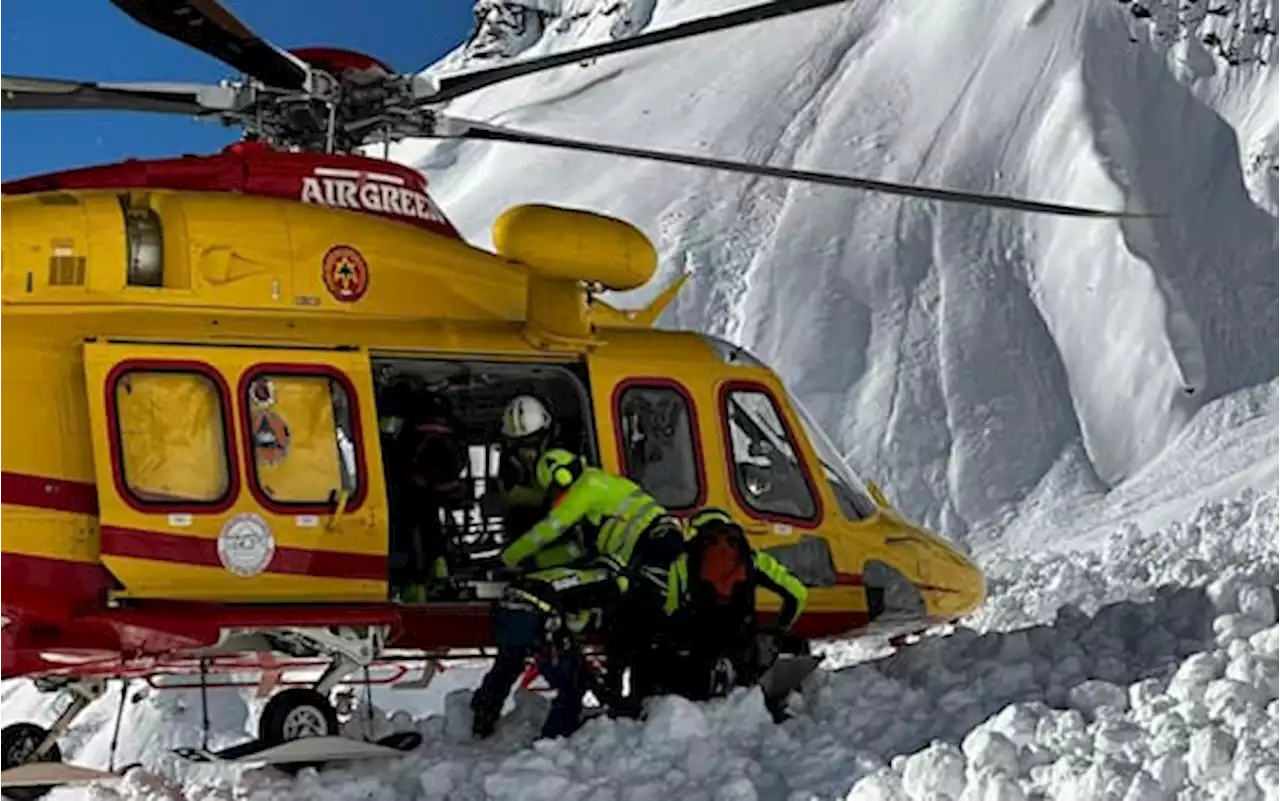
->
[500,467,665,572]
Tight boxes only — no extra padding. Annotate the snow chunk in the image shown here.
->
[1187,727,1237,784]
[1068,680,1129,718]
[845,769,909,801]
[960,730,1020,777]
[901,741,967,800]
[643,696,711,745]
[1238,585,1278,625]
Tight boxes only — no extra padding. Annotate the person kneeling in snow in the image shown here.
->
[619,507,809,718]
[470,448,686,740]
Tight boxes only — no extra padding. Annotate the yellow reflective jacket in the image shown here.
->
[664,547,808,630]
[500,467,666,574]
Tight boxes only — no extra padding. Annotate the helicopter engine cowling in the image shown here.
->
[492,203,657,347]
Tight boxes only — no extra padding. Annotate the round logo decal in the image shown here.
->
[321,245,369,303]
[217,513,276,577]
[248,376,277,409]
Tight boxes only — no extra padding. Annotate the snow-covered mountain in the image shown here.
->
[395,0,1278,544]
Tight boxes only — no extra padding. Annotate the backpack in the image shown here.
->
[689,522,755,607]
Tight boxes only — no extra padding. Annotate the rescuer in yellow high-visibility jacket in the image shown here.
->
[470,449,685,740]
[664,507,808,629]
[614,507,809,713]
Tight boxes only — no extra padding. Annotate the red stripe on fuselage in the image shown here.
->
[100,526,385,581]
[2,471,98,515]
[4,470,384,582]
[1,552,114,624]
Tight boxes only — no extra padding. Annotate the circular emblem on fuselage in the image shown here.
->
[217,513,276,577]
[321,245,369,303]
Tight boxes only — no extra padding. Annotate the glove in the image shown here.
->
[709,657,736,696]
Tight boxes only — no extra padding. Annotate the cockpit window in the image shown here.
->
[722,385,819,524]
[702,331,879,522]
[791,398,878,521]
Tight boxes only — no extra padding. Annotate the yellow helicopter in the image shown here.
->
[0,0,1139,792]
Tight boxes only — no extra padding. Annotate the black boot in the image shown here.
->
[539,654,585,739]
[470,648,528,739]
[470,692,502,739]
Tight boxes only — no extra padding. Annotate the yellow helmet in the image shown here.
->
[689,507,735,533]
[535,448,584,491]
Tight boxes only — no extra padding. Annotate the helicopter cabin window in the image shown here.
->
[792,397,879,521]
[112,367,233,507]
[242,370,362,511]
[721,384,819,524]
[615,381,704,511]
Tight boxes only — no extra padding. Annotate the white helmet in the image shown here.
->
[501,395,553,439]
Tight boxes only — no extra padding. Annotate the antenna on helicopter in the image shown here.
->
[0,0,1154,219]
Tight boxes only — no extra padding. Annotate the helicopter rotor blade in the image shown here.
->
[421,0,853,104]
[1,75,237,115]
[430,117,1155,220]
[109,0,311,91]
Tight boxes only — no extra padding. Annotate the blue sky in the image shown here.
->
[1,1,476,180]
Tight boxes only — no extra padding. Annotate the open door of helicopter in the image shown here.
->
[82,341,388,603]
[367,353,598,599]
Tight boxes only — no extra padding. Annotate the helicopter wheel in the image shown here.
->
[258,688,339,747]
[1,722,61,801]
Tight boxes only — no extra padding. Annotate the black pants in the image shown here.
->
[599,584,669,714]
[473,567,620,739]
[389,506,449,587]
[634,601,761,702]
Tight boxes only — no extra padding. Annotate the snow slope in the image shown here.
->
[395,0,1278,543]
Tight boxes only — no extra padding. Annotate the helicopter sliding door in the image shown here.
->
[82,341,387,603]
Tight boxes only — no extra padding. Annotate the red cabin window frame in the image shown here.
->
[237,363,369,515]
[611,377,708,514]
[104,359,240,515]
[717,379,825,528]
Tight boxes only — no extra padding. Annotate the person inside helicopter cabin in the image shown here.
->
[382,380,470,602]
[613,507,809,720]
[470,448,687,741]
[486,394,558,541]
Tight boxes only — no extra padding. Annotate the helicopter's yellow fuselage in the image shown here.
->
[0,188,985,638]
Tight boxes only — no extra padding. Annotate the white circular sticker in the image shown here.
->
[217,513,275,577]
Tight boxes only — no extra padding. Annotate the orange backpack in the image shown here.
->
[691,524,754,605]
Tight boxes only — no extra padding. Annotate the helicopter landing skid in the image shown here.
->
[173,731,423,766]
[0,762,123,797]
